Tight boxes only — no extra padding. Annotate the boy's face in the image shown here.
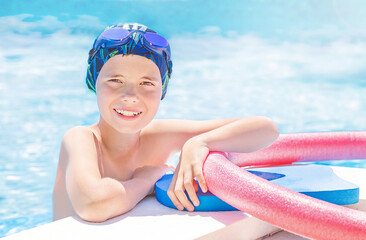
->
[96,54,162,133]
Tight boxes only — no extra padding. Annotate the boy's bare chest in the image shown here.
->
[99,159,134,181]
[97,145,170,182]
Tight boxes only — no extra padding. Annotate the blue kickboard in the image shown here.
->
[155,164,359,211]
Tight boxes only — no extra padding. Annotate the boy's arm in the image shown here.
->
[165,116,279,211]
[63,127,171,222]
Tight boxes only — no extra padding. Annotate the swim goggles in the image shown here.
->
[88,27,171,64]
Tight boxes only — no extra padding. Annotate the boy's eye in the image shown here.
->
[141,81,154,86]
[110,79,122,83]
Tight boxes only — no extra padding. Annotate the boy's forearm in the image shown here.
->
[81,177,152,222]
[191,116,279,153]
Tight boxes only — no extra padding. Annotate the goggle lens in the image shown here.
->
[101,28,130,41]
[144,32,169,48]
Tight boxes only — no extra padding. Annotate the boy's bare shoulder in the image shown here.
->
[63,125,93,140]
[61,126,98,152]
[63,126,94,137]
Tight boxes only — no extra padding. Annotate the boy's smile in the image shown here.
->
[114,108,142,117]
[95,54,162,133]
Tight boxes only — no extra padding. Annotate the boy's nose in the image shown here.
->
[121,85,139,103]
[122,95,138,103]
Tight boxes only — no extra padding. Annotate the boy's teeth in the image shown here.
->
[115,109,142,116]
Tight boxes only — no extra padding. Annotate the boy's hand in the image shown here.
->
[167,137,209,212]
[133,164,175,195]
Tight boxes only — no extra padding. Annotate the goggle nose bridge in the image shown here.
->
[131,31,143,44]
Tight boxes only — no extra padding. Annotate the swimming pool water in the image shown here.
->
[1,1,366,237]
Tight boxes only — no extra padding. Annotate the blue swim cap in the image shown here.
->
[86,23,173,99]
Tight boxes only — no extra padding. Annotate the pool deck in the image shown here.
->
[3,166,366,240]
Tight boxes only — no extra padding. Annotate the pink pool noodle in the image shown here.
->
[203,132,366,240]
[229,131,366,167]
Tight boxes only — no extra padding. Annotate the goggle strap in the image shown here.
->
[116,23,149,32]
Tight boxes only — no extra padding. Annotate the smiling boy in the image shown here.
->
[52,23,279,222]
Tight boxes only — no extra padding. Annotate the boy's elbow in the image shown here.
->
[77,205,109,223]
[75,185,130,223]
[257,116,280,140]
[77,199,127,223]
[74,195,109,223]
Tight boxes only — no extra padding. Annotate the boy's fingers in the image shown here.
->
[167,187,184,211]
[167,174,184,211]
[194,167,208,193]
[184,172,200,207]
[175,172,194,211]
[196,175,207,193]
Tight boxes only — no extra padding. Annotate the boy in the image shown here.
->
[52,23,279,222]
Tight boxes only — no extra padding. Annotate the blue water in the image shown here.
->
[1,0,366,237]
